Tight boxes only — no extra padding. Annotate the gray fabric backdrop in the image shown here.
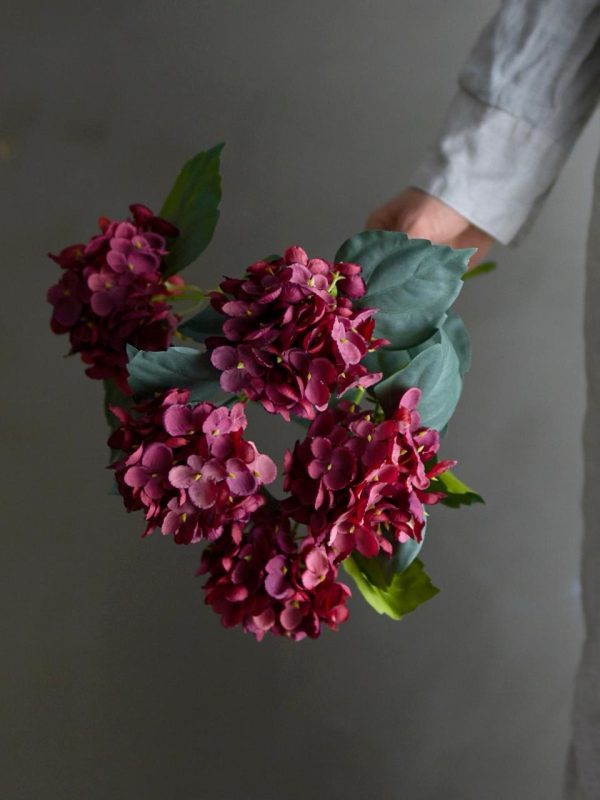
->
[2,1,598,798]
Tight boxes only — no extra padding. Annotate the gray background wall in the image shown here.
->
[2,1,598,798]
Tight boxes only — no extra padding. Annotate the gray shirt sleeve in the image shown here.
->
[411,0,600,245]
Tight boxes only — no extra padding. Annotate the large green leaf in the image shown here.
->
[442,309,471,376]
[433,469,484,508]
[343,554,439,620]
[177,303,225,343]
[373,327,462,430]
[335,230,471,349]
[160,143,224,277]
[367,309,469,385]
[127,346,221,403]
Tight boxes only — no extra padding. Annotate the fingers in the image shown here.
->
[366,207,395,230]
[365,212,384,230]
[451,227,494,267]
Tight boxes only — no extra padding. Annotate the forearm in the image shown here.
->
[413,0,600,245]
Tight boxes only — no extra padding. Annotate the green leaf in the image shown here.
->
[160,143,224,277]
[369,310,470,379]
[383,528,426,578]
[102,378,132,432]
[343,554,439,620]
[442,309,471,375]
[433,469,485,508]
[463,261,496,281]
[373,327,462,430]
[177,303,224,344]
[167,284,208,307]
[335,230,471,349]
[127,346,221,403]
[102,379,134,466]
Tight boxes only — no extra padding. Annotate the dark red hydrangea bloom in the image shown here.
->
[48,204,183,392]
[110,390,277,543]
[199,507,351,641]
[283,388,456,560]
[207,246,387,420]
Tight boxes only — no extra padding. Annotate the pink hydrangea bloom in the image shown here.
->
[199,508,351,641]
[110,390,277,543]
[207,246,387,420]
[283,388,456,560]
[48,204,183,392]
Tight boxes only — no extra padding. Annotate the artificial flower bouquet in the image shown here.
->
[48,144,483,641]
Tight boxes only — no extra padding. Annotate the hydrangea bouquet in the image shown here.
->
[48,145,483,642]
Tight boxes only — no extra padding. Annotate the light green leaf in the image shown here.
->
[463,261,496,281]
[335,230,471,349]
[433,469,485,508]
[343,554,439,620]
[160,143,224,277]
[127,346,221,403]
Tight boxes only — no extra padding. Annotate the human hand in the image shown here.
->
[366,187,494,268]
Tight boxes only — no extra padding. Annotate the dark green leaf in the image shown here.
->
[102,379,134,466]
[160,143,224,277]
[463,261,496,281]
[373,327,462,430]
[335,230,471,349]
[433,469,485,508]
[127,346,221,403]
[177,303,225,344]
[102,378,132,432]
[343,554,439,620]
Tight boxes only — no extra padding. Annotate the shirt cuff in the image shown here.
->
[410,88,569,245]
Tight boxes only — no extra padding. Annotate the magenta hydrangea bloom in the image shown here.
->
[199,508,351,641]
[110,390,277,543]
[206,246,387,420]
[47,204,183,392]
[283,388,456,560]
